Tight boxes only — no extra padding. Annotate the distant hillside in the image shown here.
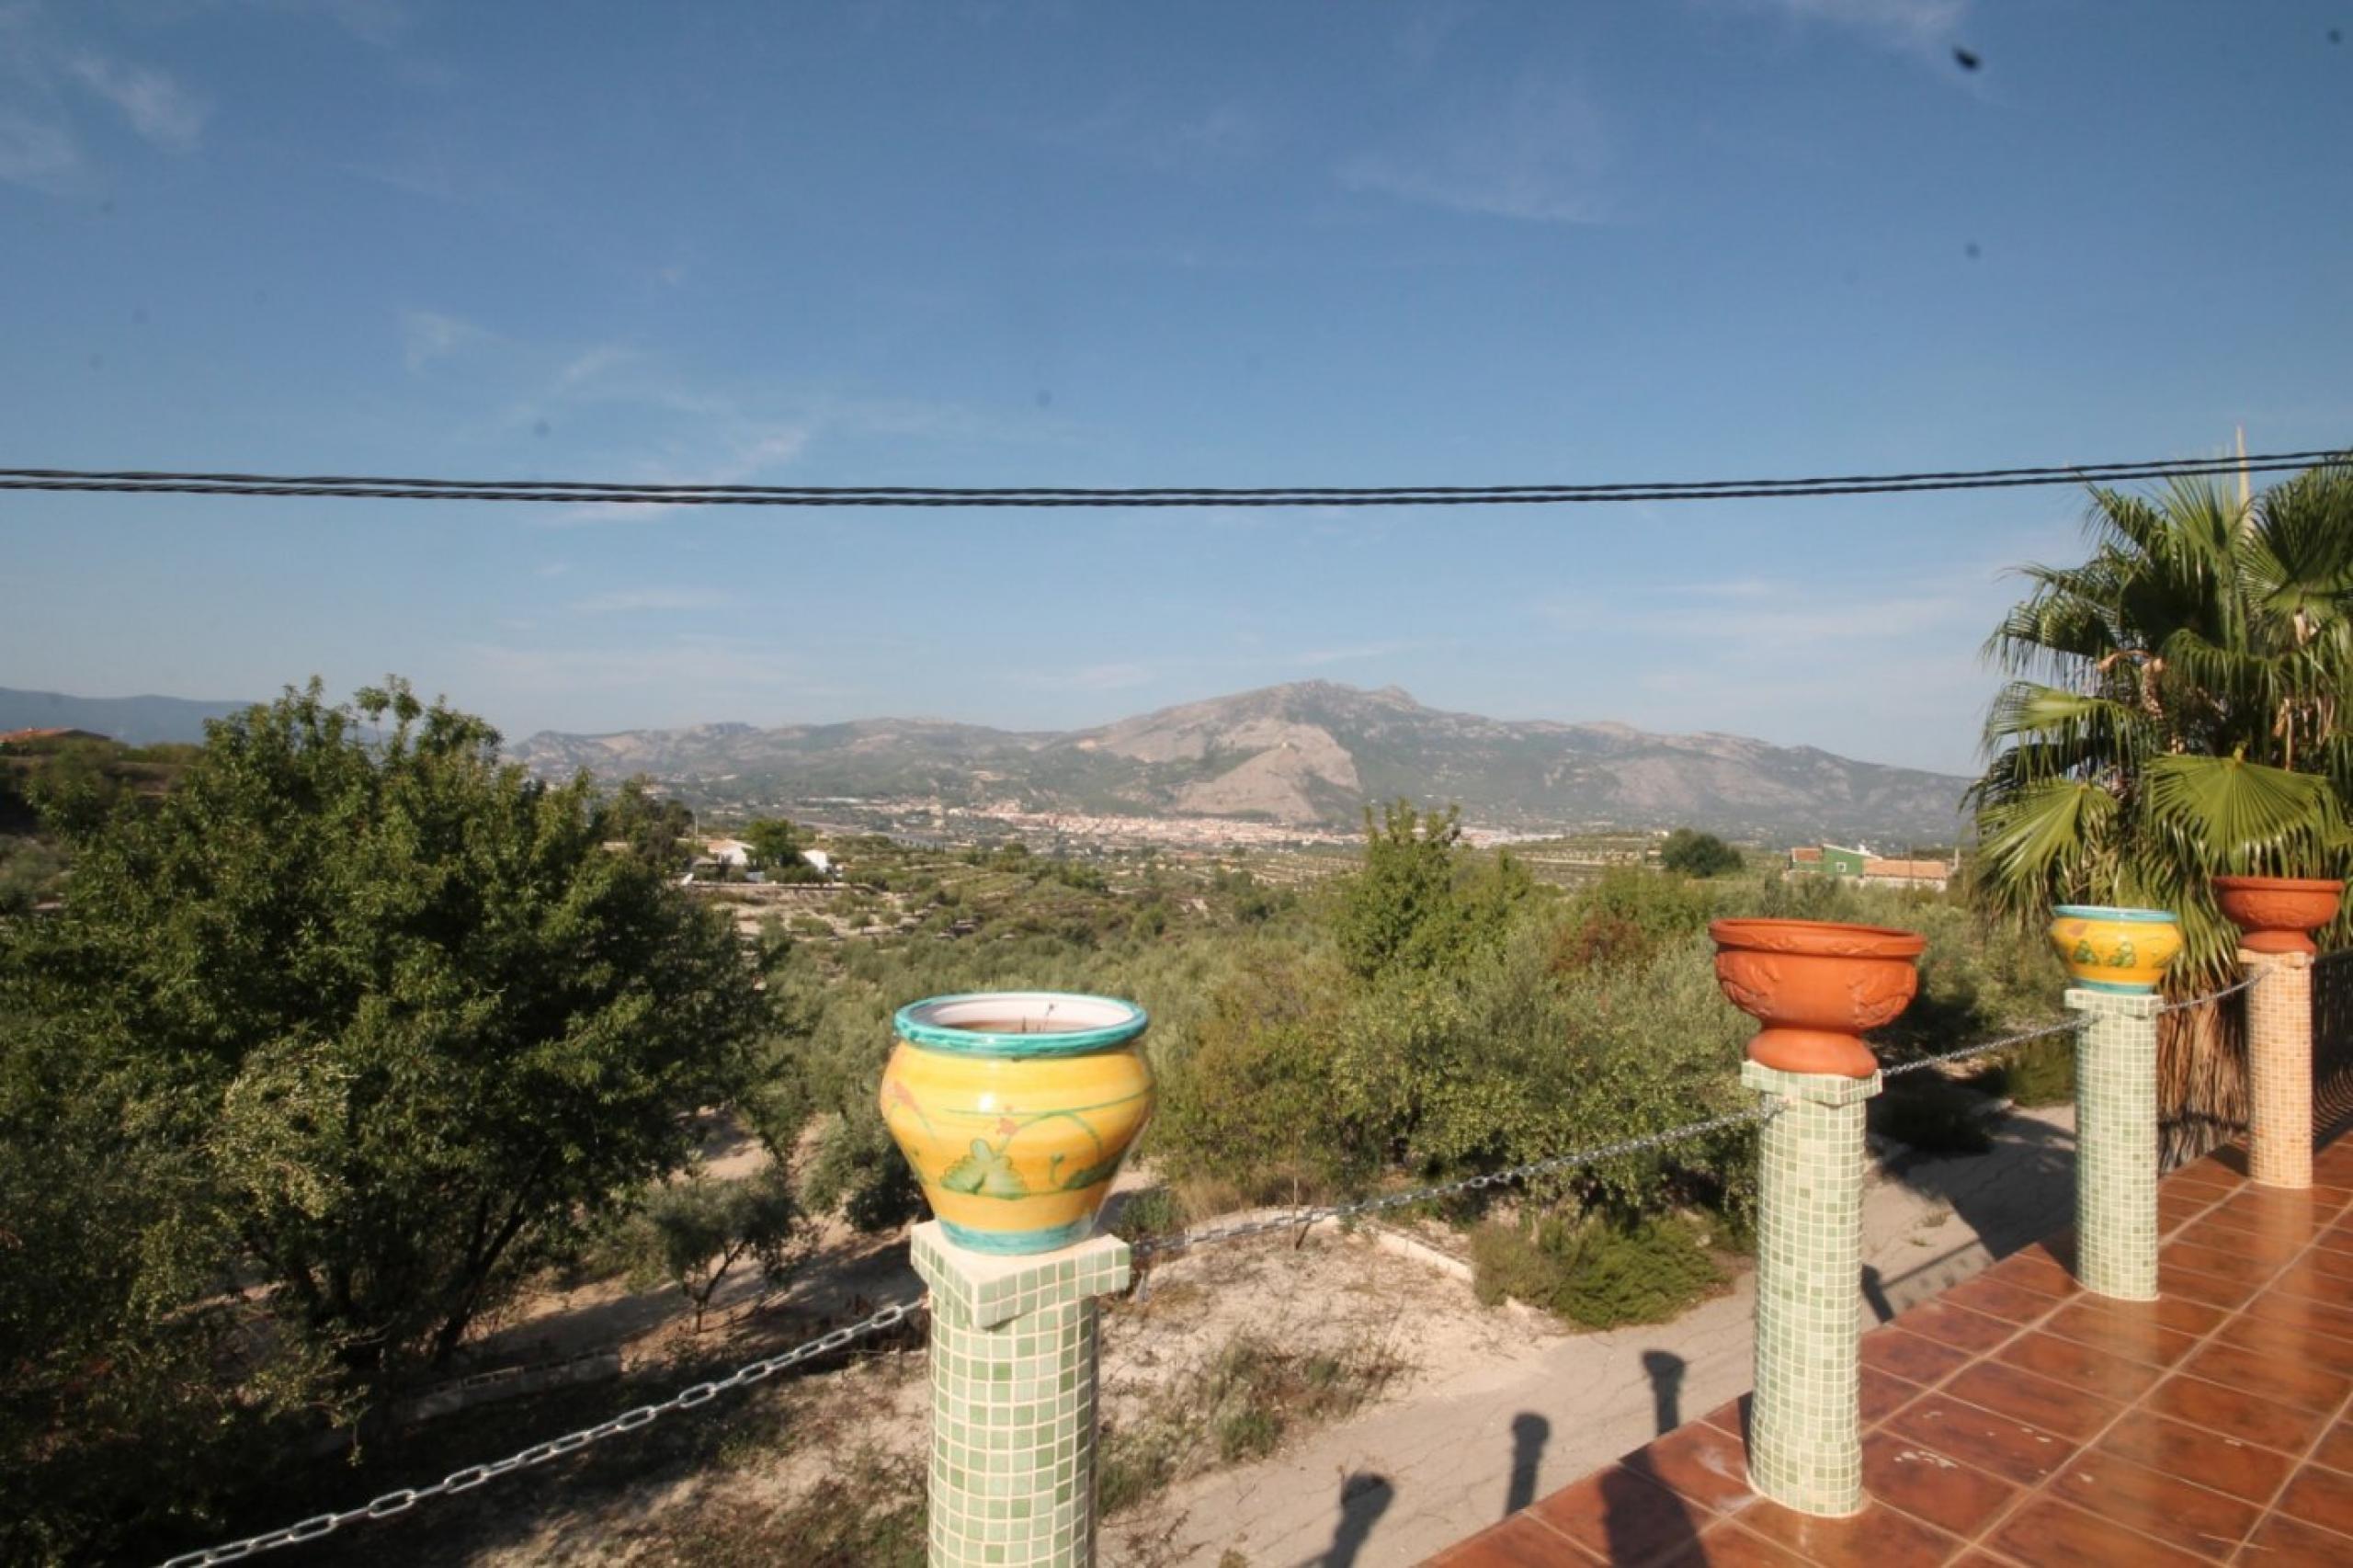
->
[514,681,1971,844]
[0,687,251,746]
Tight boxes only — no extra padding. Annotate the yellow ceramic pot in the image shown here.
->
[880,992,1153,1255]
[2048,904,2183,994]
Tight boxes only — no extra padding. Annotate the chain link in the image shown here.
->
[154,1297,926,1568]
[1130,1104,1779,1260]
[2158,971,2263,1014]
[1881,1017,2085,1077]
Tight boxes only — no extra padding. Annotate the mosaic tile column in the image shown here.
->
[910,1222,1131,1568]
[2065,988,2162,1301]
[1743,1060,1879,1517]
[2242,949,2314,1189]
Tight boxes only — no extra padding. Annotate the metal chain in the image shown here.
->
[1130,1104,1779,1260]
[155,1297,926,1568]
[1881,1017,2085,1077]
[2158,971,2262,1014]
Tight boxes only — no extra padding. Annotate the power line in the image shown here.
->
[0,449,2343,509]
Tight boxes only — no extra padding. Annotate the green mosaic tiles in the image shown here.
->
[911,1222,1132,1567]
[2067,987,2161,1301]
[1742,1060,1879,1517]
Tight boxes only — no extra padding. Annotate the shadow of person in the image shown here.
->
[1506,1412,1550,1515]
[1860,1263,1894,1324]
[1641,1349,1686,1437]
[1321,1471,1393,1567]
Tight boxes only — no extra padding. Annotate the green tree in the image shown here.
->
[1967,463,2353,1147]
[3,679,765,1386]
[642,1167,806,1332]
[1332,801,1531,981]
[1658,828,1744,879]
[595,775,696,871]
[740,817,824,883]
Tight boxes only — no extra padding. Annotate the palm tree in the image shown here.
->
[1968,457,2353,1154]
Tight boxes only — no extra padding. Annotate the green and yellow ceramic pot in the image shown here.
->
[880,992,1153,1256]
[2048,904,2183,994]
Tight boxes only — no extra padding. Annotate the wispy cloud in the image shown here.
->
[67,51,209,150]
[401,308,491,371]
[0,6,214,190]
[1721,0,1968,53]
[564,587,731,615]
[1339,76,1611,224]
[1016,662,1159,693]
[1294,639,1436,667]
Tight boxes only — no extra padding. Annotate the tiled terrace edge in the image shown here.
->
[910,1223,1131,1568]
[1433,1130,2353,1566]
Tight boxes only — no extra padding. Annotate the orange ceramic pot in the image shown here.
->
[2212,876,2346,957]
[1709,918,1927,1077]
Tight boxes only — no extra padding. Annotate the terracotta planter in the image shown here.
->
[2212,875,2347,957]
[2048,904,2184,994]
[880,992,1154,1255]
[1709,918,1927,1077]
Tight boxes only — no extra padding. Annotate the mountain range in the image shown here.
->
[513,681,1972,844]
[0,687,251,746]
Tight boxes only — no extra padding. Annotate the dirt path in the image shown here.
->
[1117,1103,2076,1568]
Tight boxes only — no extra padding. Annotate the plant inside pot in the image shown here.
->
[1709,918,1927,1077]
[879,991,1154,1256]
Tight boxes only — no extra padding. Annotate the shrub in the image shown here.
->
[1472,1212,1725,1329]
[1659,828,1744,878]
[1972,1033,2076,1107]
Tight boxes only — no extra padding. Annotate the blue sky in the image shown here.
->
[3,1,2349,774]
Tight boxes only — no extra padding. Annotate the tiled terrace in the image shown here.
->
[1432,1130,2353,1566]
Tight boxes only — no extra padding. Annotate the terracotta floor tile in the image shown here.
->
[2295,1244,2353,1282]
[1884,1393,2078,1485]
[1893,1301,2020,1356]
[1943,1360,2121,1441]
[2244,1290,2353,1344]
[2206,1188,2353,1238]
[2236,1512,2353,1566]
[1529,1466,1712,1568]
[2096,1410,2297,1503]
[2308,1420,2353,1475]
[2265,1262,2349,1304]
[1659,1522,1814,1568]
[1861,1368,1924,1426]
[1995,1329,2165,1403]
[2147,1373,2331,1454]
[2308,1224,2353,1256]
[1977,1252,2081,1302]
[1431,1513,1599,1566]
[2218,1312,2353,1379]
[1732,1497,1959,1568]
[1700,1396,1750,1442]
[2165,1236,2288,1282]
[1984,1497,2212,1568]
[1859,1428,2018,1538]
[1861,1327,1973,1387]
[1621,1420,1757,1515]
[2175,1217,2313,1263]
[2162,1260,2263,1308]
[2182,1341,2353,1415]
[1936,1274,2063,1325]
[2044,1448,2263,1560]
[2275,1464,2353,1540]
[2039,1297,2204,1369]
